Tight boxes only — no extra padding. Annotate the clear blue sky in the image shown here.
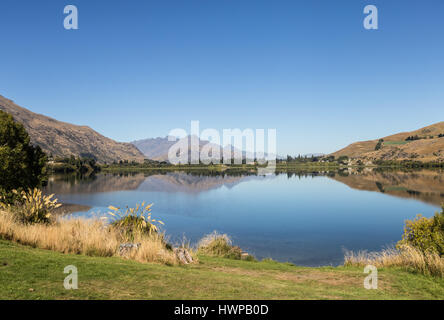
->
[0,0,443,155]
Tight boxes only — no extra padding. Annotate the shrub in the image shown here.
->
[197,231,243,259]
[0,110,47,204]
[107,202,164,241]
[397,205,444,255]
[0,188,61,224]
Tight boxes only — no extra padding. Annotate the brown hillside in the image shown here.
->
[330,169,444,206]
[332,122,444,162]
[0,95,145,163]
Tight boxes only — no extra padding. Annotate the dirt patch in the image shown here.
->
[213,266,391,290]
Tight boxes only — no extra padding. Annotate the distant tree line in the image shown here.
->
[373,159,444,168]
[405,134,444,141]
[285,155,323,163]
[48,155,101,174]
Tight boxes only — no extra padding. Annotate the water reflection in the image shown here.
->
[328,168,444,206]
[43,168,444,266]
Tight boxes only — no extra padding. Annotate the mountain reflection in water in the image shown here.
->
[43,169,444,266]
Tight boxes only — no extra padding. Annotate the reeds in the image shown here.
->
[0,210,178,265]
[344,245,444,277]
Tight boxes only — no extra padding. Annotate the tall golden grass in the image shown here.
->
[0,210,179,265]
[344,245,444,277]
[197,231,243,259]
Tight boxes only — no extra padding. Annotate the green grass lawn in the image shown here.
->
[383,141,409,146]
[0,240,443,300]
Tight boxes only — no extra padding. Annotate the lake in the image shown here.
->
[44,168,444,266]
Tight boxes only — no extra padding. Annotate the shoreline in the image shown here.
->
[52,203,91,216]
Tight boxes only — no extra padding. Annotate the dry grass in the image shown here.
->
[344,245,444,277]
[197,231,243,259]
[0,210,179,265]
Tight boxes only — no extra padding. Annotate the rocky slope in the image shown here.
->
[0,95,145,163]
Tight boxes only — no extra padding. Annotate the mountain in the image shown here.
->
[132,137,178,161]
[132,136,250,162]
[132,136,220,161]
[45,171,265,195]
[0,95,145,163]
[137,172,260,194]
[331,122,444,162]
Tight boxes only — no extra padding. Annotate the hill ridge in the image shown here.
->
[331,121,444,162]
[0,94,145,163]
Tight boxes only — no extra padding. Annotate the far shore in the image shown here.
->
[52,203,91,216]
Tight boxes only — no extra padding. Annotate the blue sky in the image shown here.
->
[0,0,443,155]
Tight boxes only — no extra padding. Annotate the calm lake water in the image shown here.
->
[44,169,444,266]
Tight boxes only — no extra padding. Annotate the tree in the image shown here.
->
[0,110,47,202]
[338,155,349,164]
[375,139,384,150]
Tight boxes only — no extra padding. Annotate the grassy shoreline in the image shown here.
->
[100,162,443,173]
[100,163,341,174]
[1,204,443,299]
[1,183,443,300]
[1,239,443,300]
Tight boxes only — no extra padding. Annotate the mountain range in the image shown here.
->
[1,94,443,163]
[0,95,145,163]
[132,136,250,162]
